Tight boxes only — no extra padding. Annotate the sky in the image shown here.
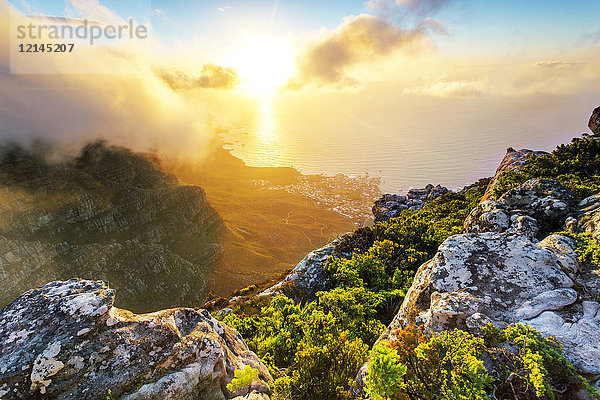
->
[2,0,600,164]
[11,0,600,58]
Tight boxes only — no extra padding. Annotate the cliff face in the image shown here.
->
[352,136,600,393]
[0,142,224,312]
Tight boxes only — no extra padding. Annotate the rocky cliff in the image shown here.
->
[0,142,224,312]
[352,128,600,394]
[3,109,600,399]
[0,279,270,400]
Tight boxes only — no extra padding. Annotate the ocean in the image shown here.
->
[221,86,597,193]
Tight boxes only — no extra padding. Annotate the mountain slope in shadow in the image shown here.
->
[0,141,224,312]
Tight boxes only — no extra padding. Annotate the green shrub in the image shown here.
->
[493,170,529,199]
[365,344,407,400]
[493,134,600,200]
[227,365,259,395]
[365,324,599,400]
[289,329,367,400]
[383,326,492,400]
[484,323,600,399]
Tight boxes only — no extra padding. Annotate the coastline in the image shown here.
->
[168,144,363,298]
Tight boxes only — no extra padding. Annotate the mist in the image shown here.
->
[0,0,242,163]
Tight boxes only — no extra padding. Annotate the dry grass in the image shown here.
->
[168,146,357,298]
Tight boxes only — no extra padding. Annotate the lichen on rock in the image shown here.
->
[0,279,271,400]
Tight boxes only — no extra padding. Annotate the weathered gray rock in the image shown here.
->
[372,232,600,377]
[481,148,548,202]
[589,106,600,134]
[0,143,224,312]
[514,288,578,320]
[464,200,511,233]
[464,179,576,238]
[373,184,448,222]
[527,306,600,376]
[0,279,271,400]
[578,194,600,241]
[260,239,340,302]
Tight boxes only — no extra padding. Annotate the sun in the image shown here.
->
[229,35,295,97]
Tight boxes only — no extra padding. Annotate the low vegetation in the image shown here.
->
[493,132,600,200]
[366,324,599,400]
[221,179,493,399]
[227,365,259,395]
[220,133,600,399]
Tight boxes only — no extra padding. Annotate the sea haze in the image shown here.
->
[222,86,597,193]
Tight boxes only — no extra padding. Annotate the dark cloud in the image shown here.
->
[157,64,240,90]
[286,0,458,90]
[286,14,430,90]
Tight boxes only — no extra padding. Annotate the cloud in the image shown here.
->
[0,0,238,162]
[151,8,172,23]
[421,80,484,97]
[157,64,240,90]
[397,52,600,98]
[218,6,231,12]
[286,14,431,90]
[535,60,586,69]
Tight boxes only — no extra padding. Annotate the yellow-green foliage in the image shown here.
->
[289,329,367,400]
[556,232,600,273]
[366,344,407,400]
[226,365,259,394]
[365,324,599,400]
[493,134,600,200]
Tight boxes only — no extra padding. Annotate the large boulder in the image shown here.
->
[589,106,600,135]
[375,232,599,377]
[464,179,576,238]
[0,279,271,400]
[260,239,340,302]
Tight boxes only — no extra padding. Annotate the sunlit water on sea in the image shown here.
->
[221,86,597,193]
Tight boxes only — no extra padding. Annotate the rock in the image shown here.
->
[231,393,270,400]
[578,194,600,241]
[0,279,271,400]
[373,184,448,221]
[481,148,549,202]
[514,288,578,320]
[464,179,576,238]
[372,232,600,376]
[512,214,539,238]
[538,234,580,274]
[566,216,579,232]
[527,308,600,375]
[0,142,225,312]
[260,238,340,302]
[589,106,600,134]
[464,200,511,233]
